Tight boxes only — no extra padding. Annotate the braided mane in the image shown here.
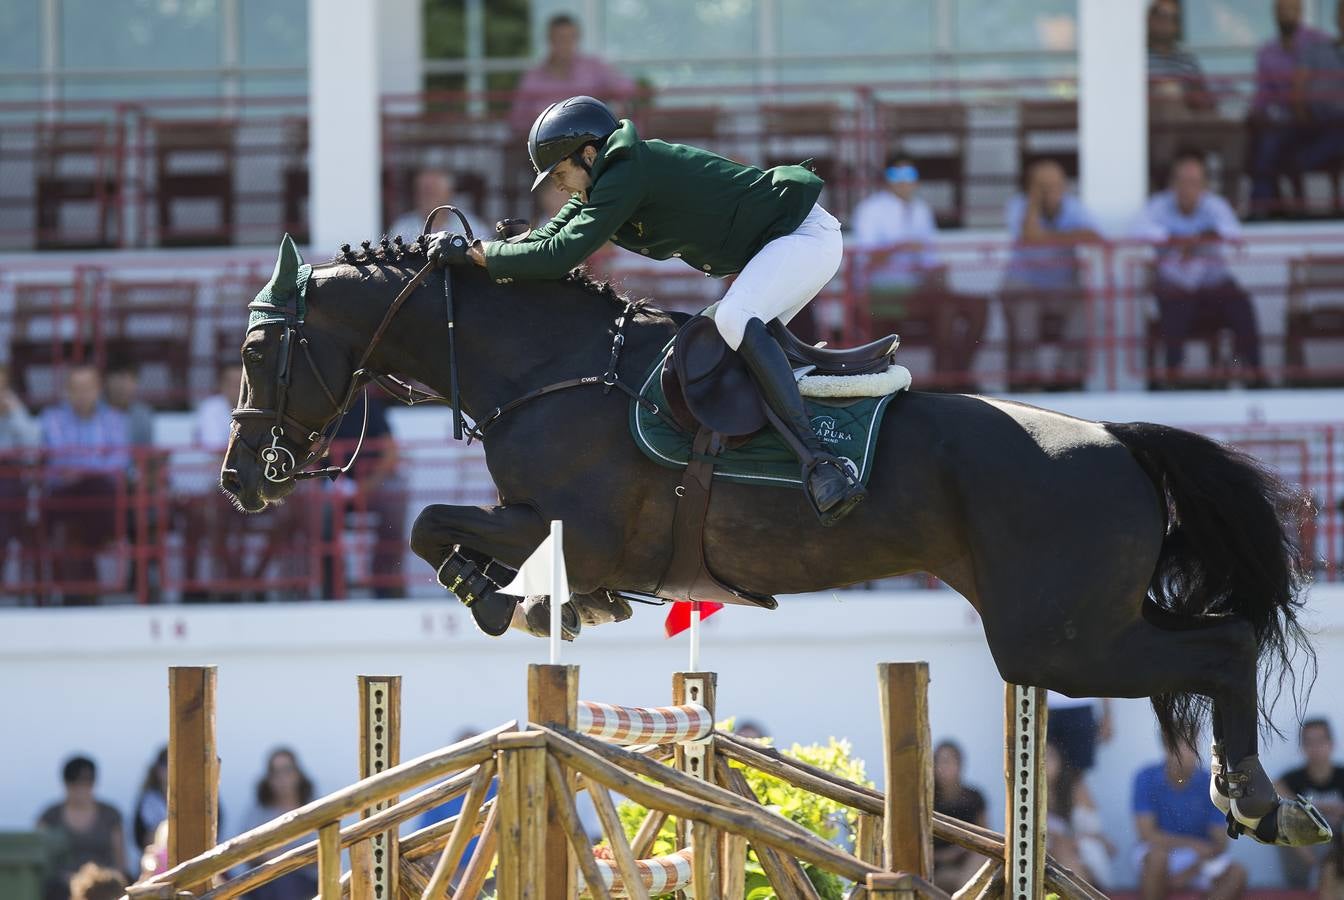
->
[330,237,653,315]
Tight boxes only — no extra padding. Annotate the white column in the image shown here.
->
[308,0,382,253]
[1078,0,1147,232]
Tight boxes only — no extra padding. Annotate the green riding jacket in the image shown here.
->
[483,120,823,281]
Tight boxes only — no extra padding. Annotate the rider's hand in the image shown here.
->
[426,232,477,267]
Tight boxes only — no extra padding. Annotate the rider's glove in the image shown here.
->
[427,232,475,267]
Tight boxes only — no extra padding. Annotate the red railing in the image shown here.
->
[6,72,1344,250]
[1,421,1340,604]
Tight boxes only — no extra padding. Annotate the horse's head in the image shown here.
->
[220,235,363,511]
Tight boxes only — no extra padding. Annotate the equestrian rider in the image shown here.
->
[428,95,865,525]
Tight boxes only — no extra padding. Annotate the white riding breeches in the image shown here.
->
[714,202,843,350]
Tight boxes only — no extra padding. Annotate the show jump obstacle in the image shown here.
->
[123,664,1104,900]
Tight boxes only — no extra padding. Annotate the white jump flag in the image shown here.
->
[499,520,570,664]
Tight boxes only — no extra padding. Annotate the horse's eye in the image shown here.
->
[243,347,264,366]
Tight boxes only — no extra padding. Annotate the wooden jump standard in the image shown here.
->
[124,664,1101,900]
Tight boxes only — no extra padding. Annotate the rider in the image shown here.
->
[429,95,865,525]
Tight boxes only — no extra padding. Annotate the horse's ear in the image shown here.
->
[271,233,304,286]
[251,234,307,319]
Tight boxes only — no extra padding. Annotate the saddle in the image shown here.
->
[653,315,900,609]
[661,315,900,439]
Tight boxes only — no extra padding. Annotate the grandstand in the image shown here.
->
[3,1,1344,895]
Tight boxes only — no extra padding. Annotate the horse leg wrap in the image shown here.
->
[1212,746,1334,846]
[435,548,516,608]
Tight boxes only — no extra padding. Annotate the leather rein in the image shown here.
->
[230,205,662,485]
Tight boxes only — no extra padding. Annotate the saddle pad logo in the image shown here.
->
[810,415,853,445]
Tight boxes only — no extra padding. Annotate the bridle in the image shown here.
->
[230,207,471,484]
[229,206,665,486]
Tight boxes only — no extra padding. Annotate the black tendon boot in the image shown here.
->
[1211,740,1333,846]
[737,317,865,525]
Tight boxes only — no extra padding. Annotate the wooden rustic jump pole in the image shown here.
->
[167,666,219,898]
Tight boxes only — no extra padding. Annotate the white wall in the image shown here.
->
[2,587,1342,888]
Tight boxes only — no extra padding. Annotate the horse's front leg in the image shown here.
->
[409,503,630,638]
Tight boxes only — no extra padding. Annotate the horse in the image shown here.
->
[220,234,1329,850]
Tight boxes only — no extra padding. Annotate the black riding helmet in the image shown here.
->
[527,95,620,191]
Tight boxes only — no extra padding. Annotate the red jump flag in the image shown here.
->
[664,600,724,637]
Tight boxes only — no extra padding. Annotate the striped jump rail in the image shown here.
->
[580,848,694,898]
[575,699,713,746]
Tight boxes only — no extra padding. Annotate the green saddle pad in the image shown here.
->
[629,344,900,488]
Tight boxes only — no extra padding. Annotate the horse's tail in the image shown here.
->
[1104,421,1316,751]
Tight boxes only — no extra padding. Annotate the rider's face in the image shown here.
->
[550,150,596,198]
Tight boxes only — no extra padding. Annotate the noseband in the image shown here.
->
[230,207,473,484]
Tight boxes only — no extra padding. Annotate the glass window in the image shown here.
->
[953,0,1077,52]
[603,0,759,65]
[0,0,40,72]
[240,0,307,66]
[778,0,935,57]
[61,0,221,71]
[1180,0,1273,49]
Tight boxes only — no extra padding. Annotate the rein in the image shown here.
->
[232,206,663,484]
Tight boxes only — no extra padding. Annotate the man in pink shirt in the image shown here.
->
[508,14,636,134]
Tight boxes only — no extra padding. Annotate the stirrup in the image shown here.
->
[802,455,865,527]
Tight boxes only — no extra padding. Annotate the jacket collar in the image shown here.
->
[590,119,638,182]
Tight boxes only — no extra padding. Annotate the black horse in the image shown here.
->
[221,237,1329,849]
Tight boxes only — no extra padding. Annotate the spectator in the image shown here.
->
[508,14,636,135]
[1147,0,1214,116]
[0,366,39,567]
[1133,150,1263,387]
[132,746,169,856]
[852,155,986,388]
[137,820,169,883]
[40,366,131,604]
[931,740,986,893]
[1249,0,1329,217]
[36,756,127,900]
[1044,742,1114,889]
[1294,2,1344,190]
[193,365,240,453]
[325,391,407,599]
[68,863,126,900]
[733,720,767,740]
[1046,692,1113,775]
[104,361,153,449]
[237,748,318,900]
[1275,718,1344,888]
[414,728,497,875]
[1000,159,1102,390]
[1132,741,1246,900]
[387,169,487,245]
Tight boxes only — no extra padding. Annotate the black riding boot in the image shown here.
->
[737,317,865,525]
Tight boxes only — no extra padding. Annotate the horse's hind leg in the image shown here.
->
[988,605,1330,847]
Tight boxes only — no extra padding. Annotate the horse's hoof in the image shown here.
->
[1231,795,1334,846]
[522,595,581,641]
[469,591,519,637]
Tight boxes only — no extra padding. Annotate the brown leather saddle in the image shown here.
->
[653,315,899,608]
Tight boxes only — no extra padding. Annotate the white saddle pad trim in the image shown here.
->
[798,364,912,398]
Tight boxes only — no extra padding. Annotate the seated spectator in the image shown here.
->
[105,360,160,598]
[36,756,127,900]
[325,390,407,599]
[508,14,636,136]
[1249,0,1329,218]
[68,862,126,900]
[1132,741,1246,900]
[40,366,130,604]
[237,748,318,900]
[1133,150,1263,386]
[1275,718,1344,888]
[1000,159,1102,390]
[388,169,486,245]
[0,366,39,571]
[1045,741,1114,889]
[1294,2,1344,190]
[1147,0,1214,117]
[132,747,168,857]
[931,740,986,893]
[137,820,169,882]
[852,155,986,389]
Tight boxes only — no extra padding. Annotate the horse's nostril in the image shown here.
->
[221,469,244,496]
